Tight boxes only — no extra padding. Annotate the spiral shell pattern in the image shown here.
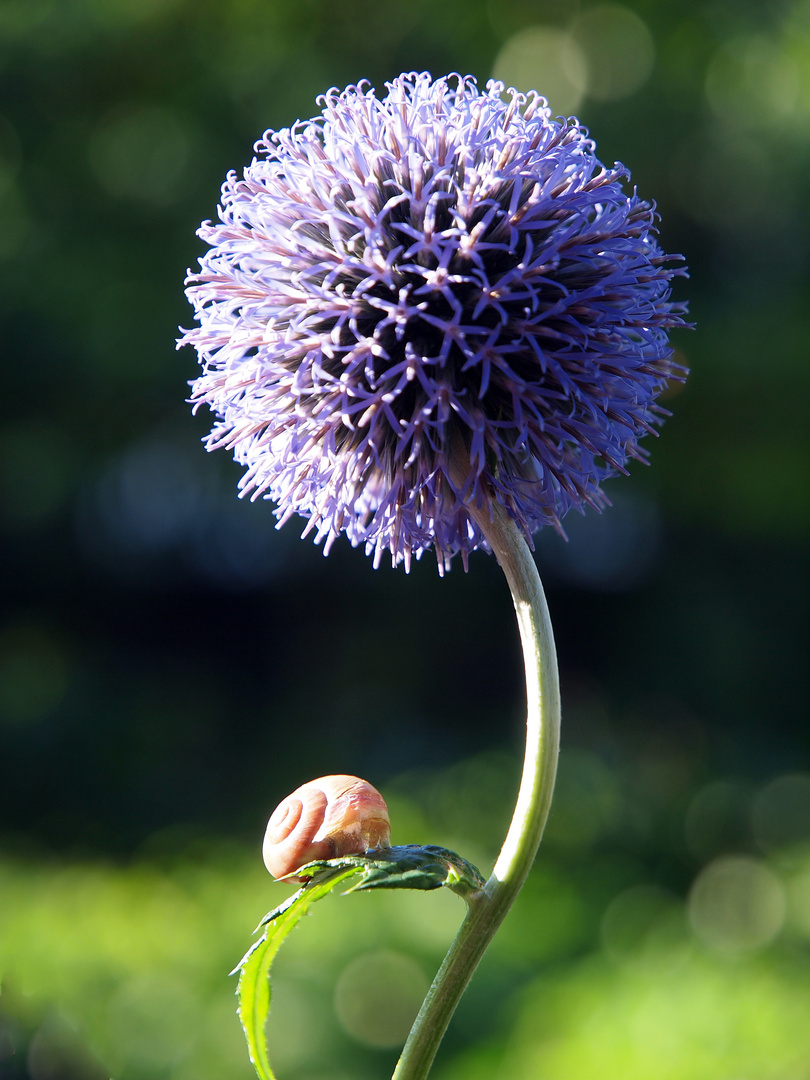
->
[262,774,391,880]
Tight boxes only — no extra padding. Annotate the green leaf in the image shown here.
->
[233,865,363,1080]
[302,844,486,897]
[232,846,485,1080]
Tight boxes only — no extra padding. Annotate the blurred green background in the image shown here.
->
[1,0,808,1078]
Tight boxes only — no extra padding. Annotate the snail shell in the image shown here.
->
[262,774,391,881]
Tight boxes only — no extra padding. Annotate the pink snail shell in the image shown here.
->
[262,774,391,881]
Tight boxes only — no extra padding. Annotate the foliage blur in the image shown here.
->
[0,0,808,1078]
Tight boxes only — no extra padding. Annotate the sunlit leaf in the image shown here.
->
[232,846,485,1080]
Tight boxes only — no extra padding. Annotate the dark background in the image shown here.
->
[0,2,808,1079]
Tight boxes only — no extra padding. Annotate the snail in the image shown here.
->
[262,774,391,881]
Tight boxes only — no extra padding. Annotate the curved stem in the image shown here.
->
[392,502,561,1080]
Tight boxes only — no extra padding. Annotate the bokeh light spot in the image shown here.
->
[76,431,294,588]
[785,857,810,940]
[543,749,622,851]
[492,27,587,116]
[684,779,753,863]
[537,489,663,592]
[688,856,785,954]
[752,773,810,852]
[97,437,204,551]
[601,884,690,972]
[486,0,582,40]
[26,1014,107,1080]
[570,5,655,102]
[265,978,328,1073]
[88,105,192,206]
[334,950,428,1049]
[705,35,800,128]
[672,134,786,237]
[105,974,199,1069]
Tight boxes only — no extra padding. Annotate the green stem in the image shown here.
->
[392,501,561,1080]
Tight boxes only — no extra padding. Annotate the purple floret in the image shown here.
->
[180,72,689,572]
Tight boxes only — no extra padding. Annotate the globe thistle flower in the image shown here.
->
[180,72,688,573]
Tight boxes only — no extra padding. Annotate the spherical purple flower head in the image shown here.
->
[180,72,689,573]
